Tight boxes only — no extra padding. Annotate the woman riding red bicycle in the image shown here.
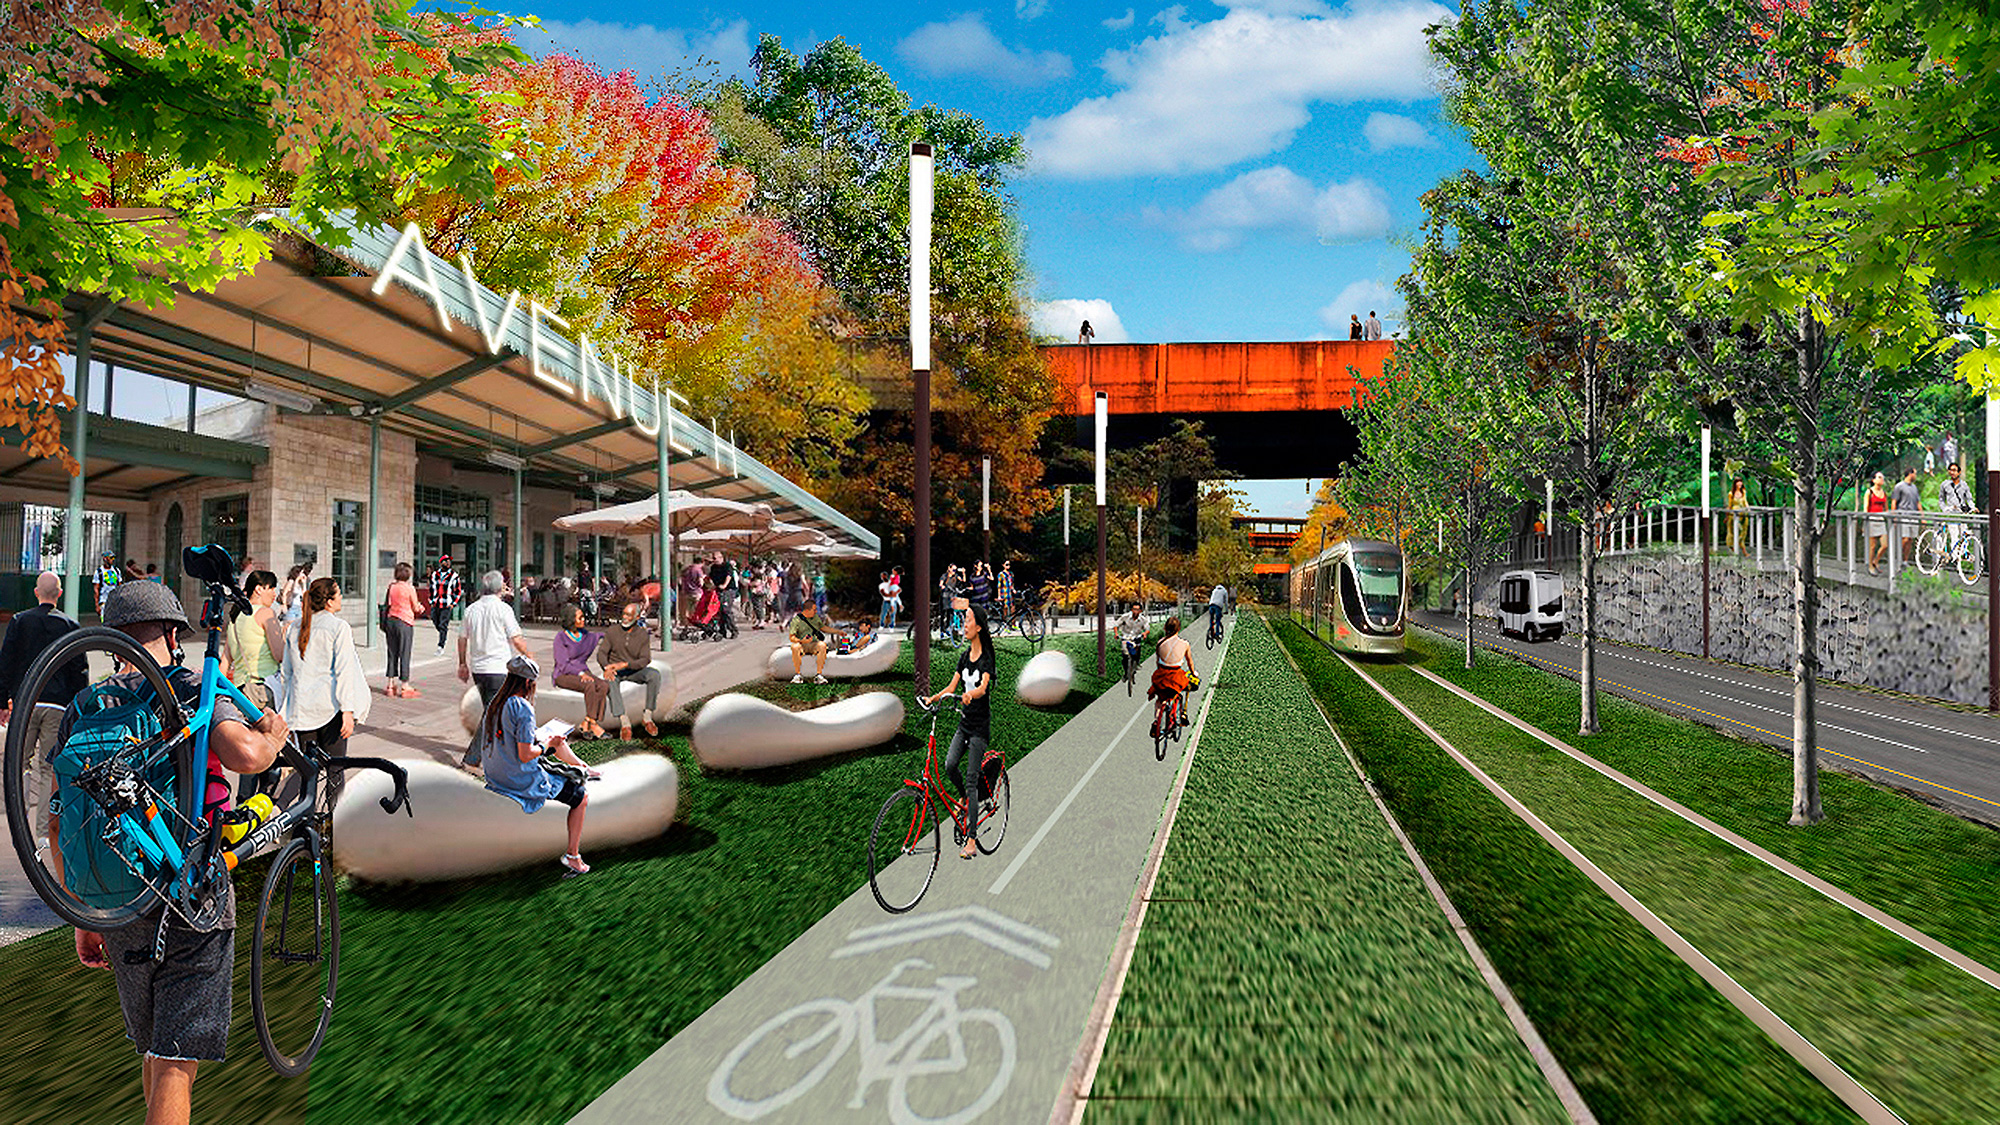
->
[923,602,996,860]
[1147,617,1198,738]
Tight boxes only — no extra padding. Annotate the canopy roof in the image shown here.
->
[49,210,877,553]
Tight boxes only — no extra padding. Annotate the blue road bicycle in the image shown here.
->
[3,544,412,1077]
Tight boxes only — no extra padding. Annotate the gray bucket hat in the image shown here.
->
[101,580,190,630]
[506,654,540,680]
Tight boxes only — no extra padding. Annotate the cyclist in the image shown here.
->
[923,603,994,861]
[1115,603,1148,676]
[62,580,288,1125]
[1206,582,1229,637]
[1941,461,1975,552]
[1146,617,1198,738]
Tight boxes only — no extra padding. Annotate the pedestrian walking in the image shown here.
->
[996,561,1016,618]
[888,567,904,627]
[383,562,422,698]
[1865,471,1890,574]
[706,552,740,639]
[427,553,463,652]
[878,571,895,627]
[0,571,88,847]
[458,570,532,770]
[1726,480,1750,555]
[279,577,370,802]
[679,556,705,625]
[226,569,285,801]
[1943,434,1959,472]
[1892,467,1923,563]
[92,551,122,614]
[967,560,992,609]
[278,562,313,630]
[748,561,772,630]
[813,570,827,614]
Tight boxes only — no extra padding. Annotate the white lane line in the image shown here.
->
[1338,653,1906,1125]
[988,698,1151,897]
[1405,661,2000,995]
[1694,690,1932,754]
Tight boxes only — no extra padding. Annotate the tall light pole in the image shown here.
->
[1136,505,1144,615]
[1096,391,1108,676]
[1988,393,1998,710]
[1063,485,1071,604]
[982,455,991,573]
[910,143,934,691]
[1701,424,1712,660]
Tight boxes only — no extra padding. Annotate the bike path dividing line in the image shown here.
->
[1329,646,1905,1125]
[570,626,1212,1125]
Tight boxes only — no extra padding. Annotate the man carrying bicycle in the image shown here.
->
[60,581,288,1125]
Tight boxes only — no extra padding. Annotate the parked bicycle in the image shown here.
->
[1915,524,1985,585]
[993,588,1049,652]
[2,544,412,1078]
[867,696,1009,914]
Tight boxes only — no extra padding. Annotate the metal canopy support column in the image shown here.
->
[64,300,114,618]
[512,467,524,599]
[659,404,673,652]
[365,417,381,649]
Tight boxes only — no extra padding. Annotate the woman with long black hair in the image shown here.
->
[924,603,996,861]
[480,655,597,876]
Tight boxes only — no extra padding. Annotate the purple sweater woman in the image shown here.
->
[552,605,610,738]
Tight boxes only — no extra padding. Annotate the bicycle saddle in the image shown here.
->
[183,543,236,586]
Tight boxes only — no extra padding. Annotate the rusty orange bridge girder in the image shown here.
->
[1040,340,1395,415]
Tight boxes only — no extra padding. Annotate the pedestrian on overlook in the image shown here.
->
[1864,471,1890,575]
[1348,314,1363,340]
[0,570,88,847]
[280,577,369,802]
[1365,310,1382,340]
[427,553,462,652]
[459,570,532,770]
[1892,467,1923,563]
[1726,480,1749,555]
[383,562,421,698]
[1078,320,1095,345]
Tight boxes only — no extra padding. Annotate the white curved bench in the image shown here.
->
[330,754,679,882]
[692,691,907,770]
[1016,649,1075,706]
[459,657,676,734]
[764,634,898,680]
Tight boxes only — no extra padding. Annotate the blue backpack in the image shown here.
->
[50,681,173,910]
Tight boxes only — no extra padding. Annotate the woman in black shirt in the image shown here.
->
[925,603,995,860]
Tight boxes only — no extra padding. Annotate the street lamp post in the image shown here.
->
[910,143,934,691]
[1136,505,1144,615]
[1701,424,1712,660]
[1096,392,1108,676]
[1988,394,1998,710]
[1063,485,1071,616]
[982,455,991,574]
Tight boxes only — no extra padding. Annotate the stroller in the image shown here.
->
[675,587,727,644]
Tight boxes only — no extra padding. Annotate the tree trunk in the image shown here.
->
[1578,340,1601,735]
[1790,307,1824,825]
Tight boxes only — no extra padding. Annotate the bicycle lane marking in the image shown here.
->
[989,624,1231,898]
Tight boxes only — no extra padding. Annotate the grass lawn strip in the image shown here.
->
[1087,614,1568,1123]
[1271,616,1853,1125]
[1404,621,2000,976]
[0,629,1119,1125]
[1349,639,2000,1122]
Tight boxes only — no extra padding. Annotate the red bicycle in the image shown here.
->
[868,695,1011,913]
[1149,668,1198,761]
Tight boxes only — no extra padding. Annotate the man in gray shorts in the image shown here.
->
[61,581,287,1125]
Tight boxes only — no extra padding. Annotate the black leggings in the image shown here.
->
[300,714,350,802]
[943,727,989,821]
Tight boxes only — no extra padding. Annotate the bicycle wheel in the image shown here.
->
[1017,610,1047,652]
[4,627,189,932]
[974,755,1009,855]
[869,787,939,914]
[251,837,340,1077]
[1960,536,1985,585]
[1153,700,1170,761]
[1124,652,1136,696]
[1915,530,1943,575]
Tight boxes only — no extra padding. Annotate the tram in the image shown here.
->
[1290,536,1406,655]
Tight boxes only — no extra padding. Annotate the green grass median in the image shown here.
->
[0,629,1120,1125]
[1270,615,1853,1125]
[1088,614,1567,1123]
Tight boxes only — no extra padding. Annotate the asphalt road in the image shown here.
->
[571,624,1235,1125]
[1413,610,2000,825]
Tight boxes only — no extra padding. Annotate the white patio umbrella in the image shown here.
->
[553,491,773,536]
[680,520,830,556]
[801,541,879,560]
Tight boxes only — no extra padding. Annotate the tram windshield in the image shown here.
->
[1352,550,1404,624]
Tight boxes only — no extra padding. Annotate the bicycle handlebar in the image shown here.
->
[318,754,415,818]
[915,693,962,714]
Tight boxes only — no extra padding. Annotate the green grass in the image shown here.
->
[1360,626,2000,1121]
[0,629,1118,1125]
[1087,614,1568,1124]
[1268,614,1853,1125]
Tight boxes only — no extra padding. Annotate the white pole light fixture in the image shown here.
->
[1094,392,1108,506]
[910,148,934,371]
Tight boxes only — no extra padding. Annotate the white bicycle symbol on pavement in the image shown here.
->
[707,958,1018,1125]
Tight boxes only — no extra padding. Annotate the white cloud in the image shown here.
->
[1363,110,1436,151]
[897,15,1074,86]
[1018,0,1050,17]
[1318,279,1402,335]
[525,18,754,80]
[1026,0,1450,178]
[1031,299,1131,342]
[1150,166,1391,251]
[1103,8,1137,29]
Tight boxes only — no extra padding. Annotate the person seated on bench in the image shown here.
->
[598,599,662,739]
[788,600,831,684]
[552,605,610,740]
[479,654,598,876]
[837,619,876,656]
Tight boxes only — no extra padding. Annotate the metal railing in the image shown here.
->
[1506,504,1991,596]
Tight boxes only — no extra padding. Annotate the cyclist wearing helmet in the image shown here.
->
[61,580,288,1125]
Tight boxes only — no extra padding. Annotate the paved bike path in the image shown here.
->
[572,625,1239,1125]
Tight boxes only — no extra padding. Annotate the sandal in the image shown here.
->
[560,853,590,876]
[619,726,634,742]
[642,721,659,737]
[402,687,422,699]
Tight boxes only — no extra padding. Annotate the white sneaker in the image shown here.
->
[813,674,829,684]
[791,674,804,684]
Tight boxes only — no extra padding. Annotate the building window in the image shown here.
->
[331,500,365,594]
[553,534,567,578]
[200,494,250,568]
[532,532,546,578]
[0,504,123,575]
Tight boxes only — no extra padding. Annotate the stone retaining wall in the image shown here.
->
[1470,550,1988,704]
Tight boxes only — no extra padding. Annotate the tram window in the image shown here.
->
[1351,551,1404,622]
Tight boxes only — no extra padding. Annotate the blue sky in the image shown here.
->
[511,0,1478,517]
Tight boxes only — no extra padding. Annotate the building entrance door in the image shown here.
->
[443,532,479,592]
